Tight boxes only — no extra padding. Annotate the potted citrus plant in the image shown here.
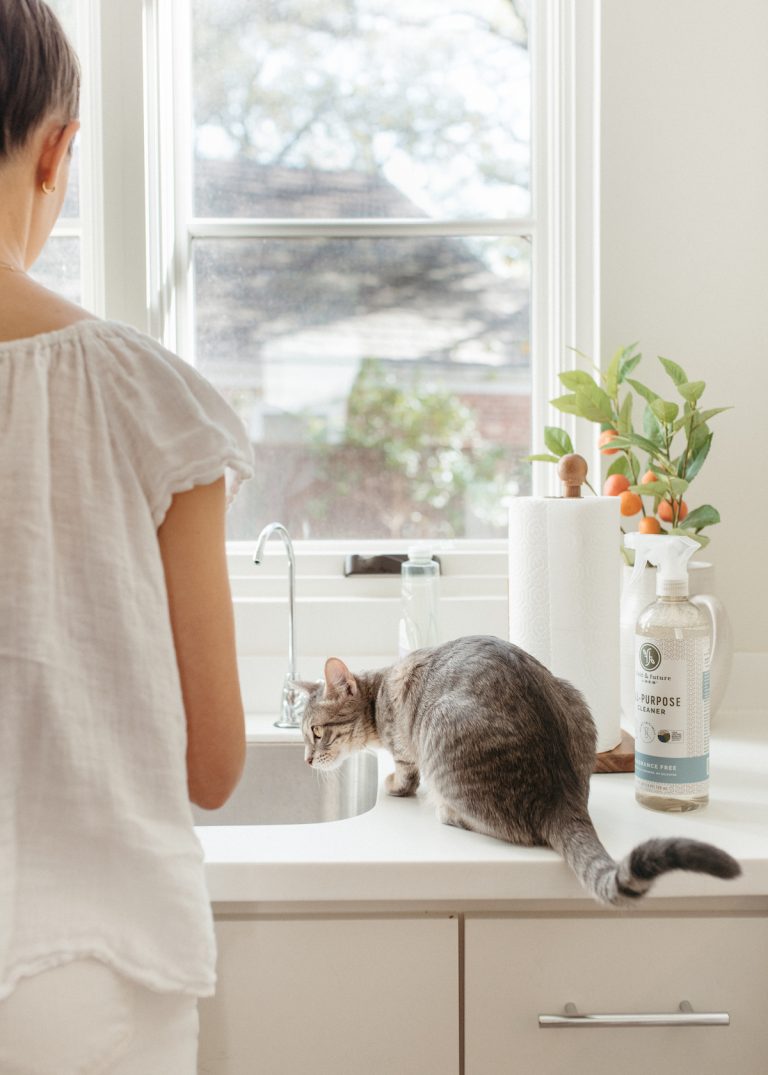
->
[528,344,733,720]
[529,343,730,559]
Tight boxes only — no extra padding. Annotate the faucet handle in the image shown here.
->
[274,673,309,730]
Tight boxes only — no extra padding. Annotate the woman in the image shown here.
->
[0,1,253,1070]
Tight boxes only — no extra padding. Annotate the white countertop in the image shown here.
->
[198,709,768,907]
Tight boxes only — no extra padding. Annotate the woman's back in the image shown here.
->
[0,318,253,1000]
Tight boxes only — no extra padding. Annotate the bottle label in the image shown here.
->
[634,634,710,796]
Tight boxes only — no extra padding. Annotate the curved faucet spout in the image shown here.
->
[253,522,305,728]
[253,522,297,680]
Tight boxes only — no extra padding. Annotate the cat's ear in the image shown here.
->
[324,657,358,698]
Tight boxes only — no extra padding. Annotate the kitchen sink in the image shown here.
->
[192,740,379,826]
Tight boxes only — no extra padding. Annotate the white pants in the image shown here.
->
[0,959,199,1075]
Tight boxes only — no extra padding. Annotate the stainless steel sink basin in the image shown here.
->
[192,740,379,826]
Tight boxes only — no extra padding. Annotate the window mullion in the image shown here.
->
[189,218,537,241]
[532,0,601,496]
[94,0,149,330]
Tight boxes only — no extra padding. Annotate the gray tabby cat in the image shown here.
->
[301,635,740,905]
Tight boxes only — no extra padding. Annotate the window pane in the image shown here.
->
[31,239,81,305]
[46,0,80,216]
[47,0,79,215]
[46,0,81,294]
[194,237,531,540]
[191,0,530,219]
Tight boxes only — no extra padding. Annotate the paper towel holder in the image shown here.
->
[557,453,588,498]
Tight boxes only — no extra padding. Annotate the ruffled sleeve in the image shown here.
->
[98,323,255,527]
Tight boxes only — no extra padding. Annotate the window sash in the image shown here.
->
[91,0,601,527]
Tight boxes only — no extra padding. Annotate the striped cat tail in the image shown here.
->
[612,837,741,903]
[550,820,741,905]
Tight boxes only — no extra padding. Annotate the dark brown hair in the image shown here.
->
[0,0,80,159]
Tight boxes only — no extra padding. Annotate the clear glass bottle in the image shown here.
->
[397,546,439,658]
[626,533,711,813]
[634,590,711,813]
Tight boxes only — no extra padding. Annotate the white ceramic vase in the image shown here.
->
[620,561,733,726]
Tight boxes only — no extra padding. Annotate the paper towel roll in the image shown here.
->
[508,496,621,753]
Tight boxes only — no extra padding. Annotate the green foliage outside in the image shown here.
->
[312,358,519,537]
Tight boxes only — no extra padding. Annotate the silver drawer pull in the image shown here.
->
[539,1001,729,1029]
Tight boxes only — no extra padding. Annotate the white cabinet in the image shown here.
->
[198,915,459,1075]
[465,915,768,1075]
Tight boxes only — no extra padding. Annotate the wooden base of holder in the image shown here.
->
[594,729,635,773]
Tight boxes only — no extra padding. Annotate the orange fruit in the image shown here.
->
[638,516,662,534]
[602,473,630,496]
[619,490,643,516]
[599,429,620,454]
[641,470,658,485]
[658,499,688,523]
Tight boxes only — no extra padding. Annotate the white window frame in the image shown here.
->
[90,0,602,487]
[80,0,600,705]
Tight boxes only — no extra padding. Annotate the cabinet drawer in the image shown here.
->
[199,916,459,1075]
[465,915,768,1075]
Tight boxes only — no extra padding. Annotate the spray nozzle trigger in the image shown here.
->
[624,533,699,596]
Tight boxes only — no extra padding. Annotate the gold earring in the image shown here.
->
[41,181,56,195]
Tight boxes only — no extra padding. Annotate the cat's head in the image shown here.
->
[301,657,372,770]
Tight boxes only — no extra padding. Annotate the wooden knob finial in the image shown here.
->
[558,453,588,498]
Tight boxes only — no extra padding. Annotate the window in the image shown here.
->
[173,0,535,542]
[66,0,600,545]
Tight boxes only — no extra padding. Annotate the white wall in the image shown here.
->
[601,0,768,653]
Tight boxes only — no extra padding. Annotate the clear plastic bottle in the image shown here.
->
[397,545,440,658]
[625,534,711,813]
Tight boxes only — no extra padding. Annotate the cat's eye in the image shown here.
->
[312,726,323,739]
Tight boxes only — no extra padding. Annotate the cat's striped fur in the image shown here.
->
[301,635,740,906]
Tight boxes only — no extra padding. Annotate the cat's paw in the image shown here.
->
[385,772,417,796]
[436,803,470,829]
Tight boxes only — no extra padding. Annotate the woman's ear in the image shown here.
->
[323,658,357,698]
[37,119,80,193]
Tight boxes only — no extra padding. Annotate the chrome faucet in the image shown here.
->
[253,522,307,729]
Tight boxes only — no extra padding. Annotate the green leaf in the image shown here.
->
[617,347,642,384]
[605,344,640,397]
[658,355,689,386]
[603,349,621,398]
[629,477,689,497]
[626,378,660,405]
[668,476,691,496]
[617,391,633,434]
[550,394,582,416]
[684,432,712,482]
[558,370,599,391]
[608,432,667,458]
[606,454,631,478]
[681,504,720,531]
[650,398,679,425]
[692,406,733,428]
[642,404,665,448]
[574,383,614,423]
[525,453,560,464]
[543,427,574,457]
[670,528,710,548]
[672,411,695,434]
[678,380,705,404]
[689,422,711,453]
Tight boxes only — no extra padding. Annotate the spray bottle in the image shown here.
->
[624,533,711,812]
[398,545,440,658]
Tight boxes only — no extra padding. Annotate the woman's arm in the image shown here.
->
[157,477,245,809]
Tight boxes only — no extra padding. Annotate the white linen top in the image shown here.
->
[0,319,254,1000]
